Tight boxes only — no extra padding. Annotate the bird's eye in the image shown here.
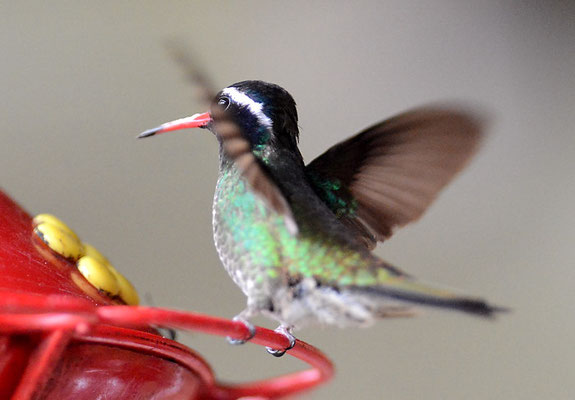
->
[217,97,231,110]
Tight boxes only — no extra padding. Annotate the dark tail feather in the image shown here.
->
[409,295,509,318]
[351,285,508,318]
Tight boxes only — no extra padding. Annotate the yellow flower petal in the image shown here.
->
[77,255,120,296]
[34,223,85,260]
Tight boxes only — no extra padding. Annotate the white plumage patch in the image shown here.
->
[222,87,273,129]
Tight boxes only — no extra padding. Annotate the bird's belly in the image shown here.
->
[212,170,284,297]
[212,166,382,327]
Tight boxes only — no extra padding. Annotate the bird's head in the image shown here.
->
[138,80,300,154]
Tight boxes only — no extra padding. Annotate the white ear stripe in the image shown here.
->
[222,87,273,129]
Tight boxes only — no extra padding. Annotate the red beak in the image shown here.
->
[137,112,212,138]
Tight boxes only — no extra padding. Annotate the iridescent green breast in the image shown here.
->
[212,164,383,293]
[212,165,282,281]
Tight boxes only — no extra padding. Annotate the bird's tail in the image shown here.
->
[350,274,507,318]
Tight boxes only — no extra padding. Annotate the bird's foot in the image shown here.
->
[226,316,256,345]
[155,326,177,341]
[266,325,296,357]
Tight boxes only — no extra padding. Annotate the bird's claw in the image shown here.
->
[266,326,296,357]
[155,326,177,341]
[226,316,256,345]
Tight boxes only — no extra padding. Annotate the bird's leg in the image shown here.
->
[266,325,296,357]
[226,308,257,345]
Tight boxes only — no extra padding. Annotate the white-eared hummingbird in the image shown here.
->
[139,80,504,354]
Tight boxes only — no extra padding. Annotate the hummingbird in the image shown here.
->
[139,80,503,354]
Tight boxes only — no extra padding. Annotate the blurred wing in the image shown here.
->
[306,106,484,246]
[165,39,217,106]
[215,120,298,235]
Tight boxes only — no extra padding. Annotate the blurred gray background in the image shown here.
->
[1,1,574,399]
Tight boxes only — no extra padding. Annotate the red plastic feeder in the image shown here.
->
[0,190,333,399]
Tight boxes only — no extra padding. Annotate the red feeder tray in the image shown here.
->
[0,190,333,399]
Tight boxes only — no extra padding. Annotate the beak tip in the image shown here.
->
[137,127,160,139]
[136,112,211,139]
